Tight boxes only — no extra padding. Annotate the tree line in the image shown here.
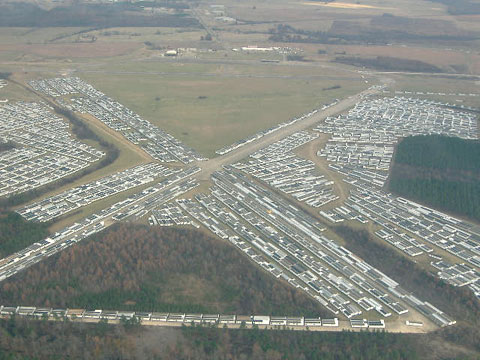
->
[394,135,480,172]
[267,23,478,46]
[0,2,200,28]
[0,315,142,359]
[390,177,480,221]
[175,323,420,360]
[334,56,443,73]
[1,313,478,359]
[428,0,480,15]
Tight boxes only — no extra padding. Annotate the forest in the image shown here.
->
[176,324,419,360]
[0,315,145,359]
[0,315,478,360]
[390,178,480,221]
[0,224,328,318]
[0,211,50,258]
[267,22,478,46]
[393,135,480,172]
[333,56,443,73]
[389,135,480,222]
[0,2,200,28]
[174,323,480,360]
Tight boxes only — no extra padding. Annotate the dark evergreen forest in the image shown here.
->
[389,135,480,222]
[0,211,50,258]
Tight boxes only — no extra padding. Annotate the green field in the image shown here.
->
[389,74,480,108]
[81,65,365,157]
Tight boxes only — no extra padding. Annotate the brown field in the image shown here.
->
[302,2,383,10]
[0,80,39,102]
[0,42,141,59]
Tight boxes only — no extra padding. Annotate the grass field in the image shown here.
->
[0,80,39,102]
[389,74,480,108]
[0,27,87,44]
[80,66,366,157]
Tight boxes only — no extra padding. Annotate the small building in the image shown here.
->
[150,312,169,322]
[304,317,322,327]
[184,314,203,323]
[83,310,102,319]
[16,307,36,316]
[101,311,118,320]
[117,311,135,320]
[322,318,339,327]
[135,312,152,321]
[66,309,85,319]
[251,315,270,326]
[33,308,52,318]
[50,309,67,318]
[236,315,251,325]
[350,319,368,328]
[368,320,385,329]
[0,306,17,316]
[165,50,178,57]
[202,314,219,324]
[406,320,423,327]
[219,314,236,324]
[287,317,304,326]
[168,313,185,322]
[270,316,287,326]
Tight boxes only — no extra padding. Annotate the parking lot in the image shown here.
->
[233,131,338,208]
[30,77,207,164]
[0,81,473,329]
[176,167,455,327]
[18,163,176,222]
[0,167,200,283]
[0,101,104,197]
[314,96,480,299]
